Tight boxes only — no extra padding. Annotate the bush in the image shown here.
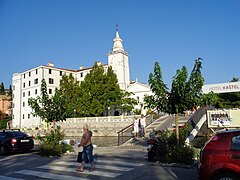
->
[156,125,195,165]
[36,127,72,156]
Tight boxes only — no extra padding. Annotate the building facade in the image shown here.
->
[12,29,151,128]
[0,95,12,119]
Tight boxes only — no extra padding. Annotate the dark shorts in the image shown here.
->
[82,144,94,163]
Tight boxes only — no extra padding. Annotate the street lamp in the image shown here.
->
[74,109,76,119]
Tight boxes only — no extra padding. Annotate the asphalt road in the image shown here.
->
[0,145,198,180]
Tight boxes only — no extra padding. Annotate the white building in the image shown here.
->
[12,28,152,128]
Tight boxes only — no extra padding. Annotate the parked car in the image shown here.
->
[198,129,240,180]
[0,129,34,155]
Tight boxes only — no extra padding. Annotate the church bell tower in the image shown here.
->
[108,26,130,90]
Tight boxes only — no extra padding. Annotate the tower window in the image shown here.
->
[29,72,31,77]
[36,69,38,74]
[29,81,31,86]
[49,89,52,94]
[60,71,62,76]
[49,69,52,74]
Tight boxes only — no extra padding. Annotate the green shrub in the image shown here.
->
[62,143,74,153]
[36,127,70,157]
[156,125,195,165]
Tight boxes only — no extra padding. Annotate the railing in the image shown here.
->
[117,123,134,146]
[117,115,154,146]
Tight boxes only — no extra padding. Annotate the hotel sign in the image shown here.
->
[202,82,240,94]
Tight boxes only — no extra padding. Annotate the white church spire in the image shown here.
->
[112,24,124,52]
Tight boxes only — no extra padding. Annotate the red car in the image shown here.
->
[198,129,240,180]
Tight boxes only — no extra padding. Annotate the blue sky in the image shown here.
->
[0,0,240,88]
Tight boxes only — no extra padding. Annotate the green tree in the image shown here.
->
[80,62,106,116]
[201,92,218,106]
[119,91,137,114]
[144,62,169,114]
[28,79,67,130]
[186,58,204,109]
[231,77,239,82]
[169,66,188,143]
[103,66,122,115]
[59,74,80,118]
[216,92,240,108]
[8,85,12,98]
[169,66,188,114]
[0,82,5,95]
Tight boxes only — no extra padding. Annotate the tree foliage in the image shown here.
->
[57,62,136,117]
[59,74,80,117]
[144,62,169,113]
[185,58,204,109]
[216,92,240,108]
[28,79,67,125]
[8,85,12,98]
[0,82,5,95]
[169,66,188,114]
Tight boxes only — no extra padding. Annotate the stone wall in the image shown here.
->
[22,115,139,137]
[57,115,137,137]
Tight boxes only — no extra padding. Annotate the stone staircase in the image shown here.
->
[122,115,190,146]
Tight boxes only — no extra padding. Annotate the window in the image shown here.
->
[23,114,25,119]
[28,91,30,96]
[34,78,38,84]
[12,115,14,119]
[80,72,83,77]
[29,72,31,77]
[23,83,25,88]
[23,102,25,107]
[49,69,52,74]
[35,89,37,95]
[13,103,15,108]
[49,89,52,94]
[12,94,14,99]
[23,92,25,97]
[231,135,240,150]
[28,114,30,119]
[49,78,54,84]
[36,69,38,74]
[29,81,31,86]
[60,71,62,76]
[13,85,15,90]
[24,74,25,79]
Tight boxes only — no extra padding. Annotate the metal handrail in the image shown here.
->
[117,114,155,146]
[117,123,134,146]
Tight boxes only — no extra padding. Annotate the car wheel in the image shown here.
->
[148,150,155,162]
[214,172,238,180]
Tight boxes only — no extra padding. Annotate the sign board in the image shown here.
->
[207,109,240,128]
[202,82,240,94]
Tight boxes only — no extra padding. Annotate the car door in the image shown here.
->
[228,133,240,171]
